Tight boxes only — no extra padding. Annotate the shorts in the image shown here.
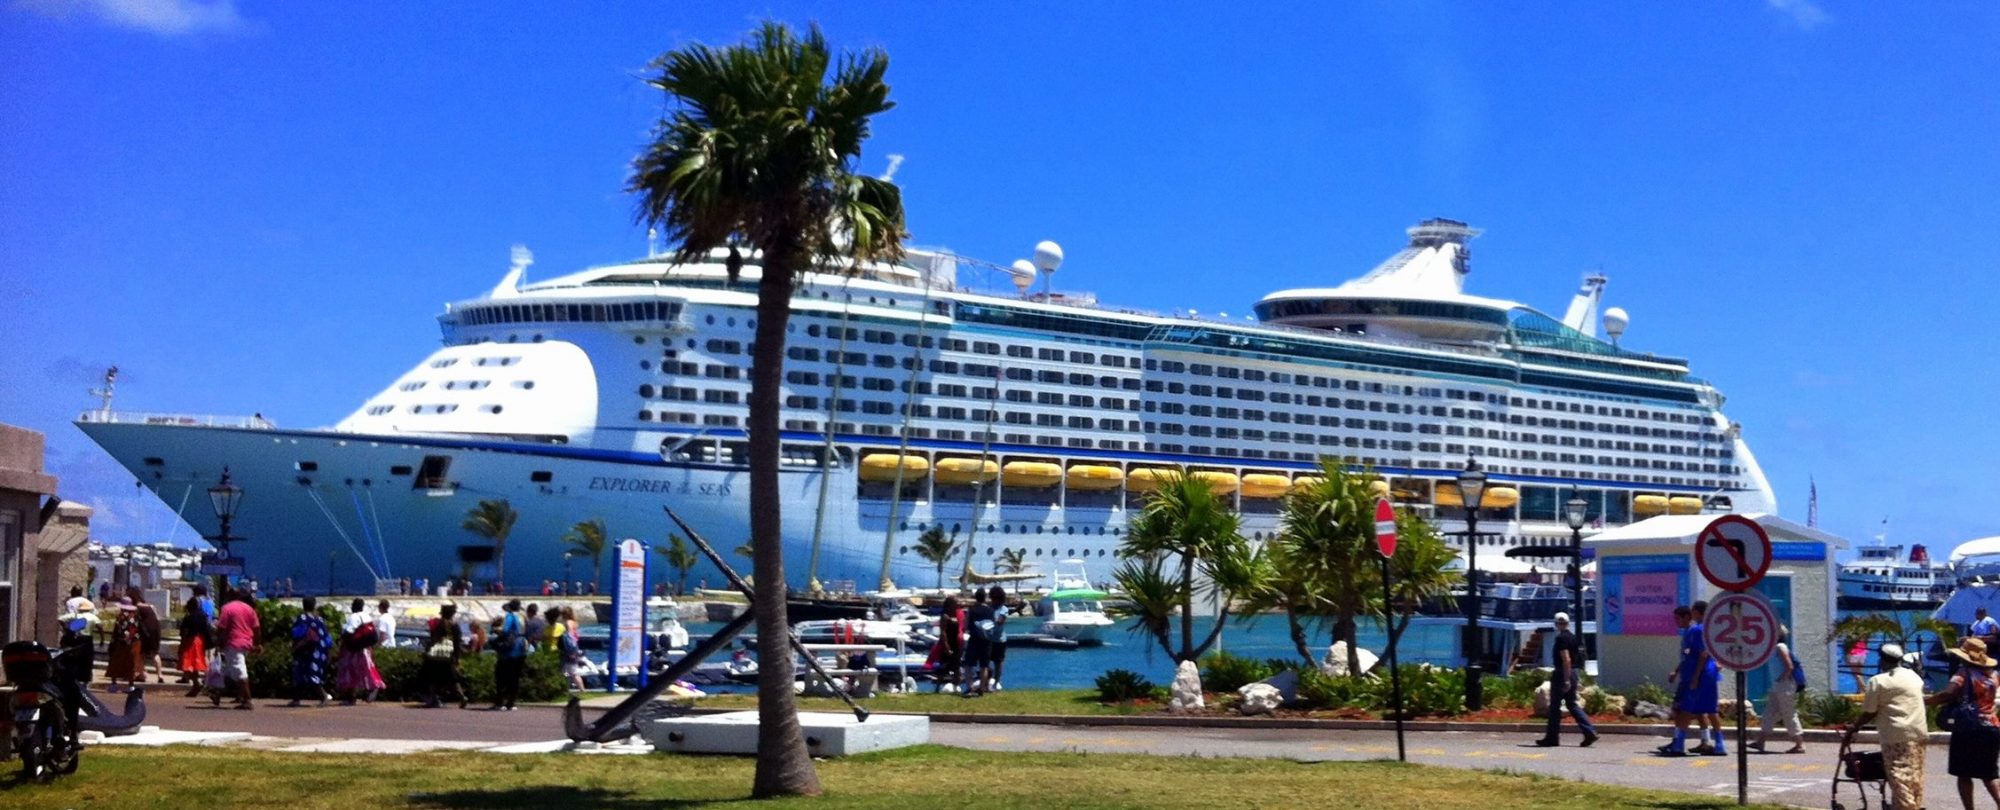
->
[1675,673,1719,714]
[989,641,1007,664]
[219,648,251,681]
[963,639,991,669]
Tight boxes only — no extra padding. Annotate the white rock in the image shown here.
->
[1168,660,1204,713]
[1238,682,1282,715]
[1319,641,1381,677]
[1532,680,1553,714]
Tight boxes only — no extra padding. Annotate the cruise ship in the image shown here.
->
[1837,543,1952,610]
[77,218,1777,594]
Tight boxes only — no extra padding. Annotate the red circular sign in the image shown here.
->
[1694,514,1772,592]
[1374,498,1397,558]
[1703,591,1780,671]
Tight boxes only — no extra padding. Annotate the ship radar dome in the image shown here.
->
[1009,259,1038,292]
[1032,241,1064,273]
[1602,307,1630,343]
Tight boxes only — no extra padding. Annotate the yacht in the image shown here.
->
[1035,560,1116,645]
[76,219,1777,594]
[1839,543,1952,610]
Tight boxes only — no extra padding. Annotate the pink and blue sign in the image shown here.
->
[1601,554,1689,636]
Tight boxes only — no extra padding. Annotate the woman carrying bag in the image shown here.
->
[1930,637,2000,810]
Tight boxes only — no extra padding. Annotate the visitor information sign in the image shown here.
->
[611,538,648,689]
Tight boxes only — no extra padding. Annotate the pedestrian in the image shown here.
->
[1658,604,1723,755]
[192,583,216,620]
[1930,638,2000,810]
[1855,643,1929,810]
[929,596,965,694]
[63,598,98,686]
[335,598,385,704]
[1975,609,2000,650]
[556,606,586,691]
[523,604,547,653]
[399,577,410,596]
[963,592,995,697]
[129,587,165,684]
[416,577,428,596]
[213,588,260,709]
[177,595,213,698]
[64,585,89,614]
[1534,612,1598,747]
[1749,624,1806,754]
[420,603,467,709]
[491,599,528,711]
[985,585,1011,693]
[287,595,332,707]
[97,581,111,604]
[1689,600,1725,754]
[104,599,143,692]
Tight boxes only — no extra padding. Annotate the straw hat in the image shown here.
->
[1950,638,1997,669]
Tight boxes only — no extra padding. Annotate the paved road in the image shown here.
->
[135,696,1954,808]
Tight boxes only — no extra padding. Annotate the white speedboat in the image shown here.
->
[1035,560,1115,645]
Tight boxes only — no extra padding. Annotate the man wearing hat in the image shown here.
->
[1533,612,1598,747]
[1856,642,1929,810]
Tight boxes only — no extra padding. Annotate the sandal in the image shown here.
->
[1784,745,1806,754]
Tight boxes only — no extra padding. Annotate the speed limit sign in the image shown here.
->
[1703,591,1780,671]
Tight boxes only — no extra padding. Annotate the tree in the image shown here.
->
[658,533,699,595]
[630,21,904,798]
[997,547,1028,575]
[460,499,518,589]
[1272,459,1379,675]
[563,519,608,594]
[1375,510,1459,652]
[912,525,960,589]
[1830,612,1956,690]
[1113,470,1266,663]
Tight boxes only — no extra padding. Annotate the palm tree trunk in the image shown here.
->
[1191,607,1231,660]
[1178,552,1195,661]
[1338,612,1361,675]
[1285,605,1314,667]
[746,253,821,798]
[495,538,506,590]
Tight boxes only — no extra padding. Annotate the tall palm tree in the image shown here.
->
[658,533,699,595]
[1376,510,1459,652]
[997,547,1028,575]
[911,526,959,589]
[563,519,608,594]
[460,499,518,590]
[1275,459,1381,675]
[1114,469,1265,663]
[629,21,904,798]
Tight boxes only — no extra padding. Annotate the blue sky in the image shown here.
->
[2,1,1995,557]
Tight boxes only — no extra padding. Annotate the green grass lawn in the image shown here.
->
[18,745,1786,809]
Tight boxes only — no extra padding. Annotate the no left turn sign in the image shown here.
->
[1695,514,1772,592]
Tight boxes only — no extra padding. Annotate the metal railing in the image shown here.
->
[75,410,274,430]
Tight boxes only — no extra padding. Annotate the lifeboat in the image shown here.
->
[1289,475,1326,493]
[1668,496,1705,515]
[1065,465,1125,491]
[1367,480,1391,499]
[1126,467,1179,493]
[1435,484,1521,509]
[857,454,928,483]
[1633,495,1671,517]
[932,457,998,486]
[1189,471,1240,495]
[1001,461,1064,489]
[1240,474,1291,499]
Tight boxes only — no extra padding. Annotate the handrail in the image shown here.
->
[75,410,274,430]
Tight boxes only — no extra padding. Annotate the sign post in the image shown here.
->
[1696,515,1774,807]
[1375,498,1405,762]
[608,538,649,693]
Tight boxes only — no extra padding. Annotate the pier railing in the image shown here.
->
[76,410,275,430]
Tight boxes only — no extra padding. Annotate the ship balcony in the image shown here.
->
[76,410,275,430]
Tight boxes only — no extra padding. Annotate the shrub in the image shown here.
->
[1296,668,1370,711]
[1484,669,1549,710]
[1096,669,1160,703]
[1395,665,1466,718]
[1200,650,1277,694]
[1800,690,1862,728]
[252,599,345,645]
[1623,679,1672,712]
[1583,686,1611,716]
[240,643,566,702]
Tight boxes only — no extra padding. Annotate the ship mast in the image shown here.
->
[90,366,118,416]
[875,266,940,592]
[804,277,859,596]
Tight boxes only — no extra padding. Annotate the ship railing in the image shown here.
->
[76,410,276,430]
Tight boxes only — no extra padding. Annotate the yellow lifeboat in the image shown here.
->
[1367,480,1392,499]
[858,454,928,483]
[1289,475,1326,493]
[1435,484,1521,509]
[1190,470,1240,495]
[1126,467,1179,493]
[1668,496,1705,515]
[1065,465,1125,491]
[1633,495,1671,516]
[1001,461,1063,489]
[932,457,998,486]
[1240,474,1291,499]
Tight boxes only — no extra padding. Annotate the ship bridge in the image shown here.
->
[1255,218,1518,343]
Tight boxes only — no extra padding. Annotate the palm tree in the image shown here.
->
[1273,459,1380,675]
[997,547,1028,575]
[629,21,904,799]
[1114,469,1266,663]
[658,533,699,595]
[563,519,608,594]
[1830,612,1956,690]
[1375,510,1459,653]
[911,526,959,589]
[460,499,518,589]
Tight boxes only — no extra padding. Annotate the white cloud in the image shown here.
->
[15,0,249,37]
[1766,0,1830,31]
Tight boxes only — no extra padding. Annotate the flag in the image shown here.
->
[1807,477,1818,528]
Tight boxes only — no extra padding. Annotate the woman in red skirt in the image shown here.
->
[178,595,213,697]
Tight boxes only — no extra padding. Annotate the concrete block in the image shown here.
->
[644,710,928,757]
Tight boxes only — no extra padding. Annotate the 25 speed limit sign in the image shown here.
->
[1703,591,1780,671]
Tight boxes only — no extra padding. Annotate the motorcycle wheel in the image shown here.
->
[26,715,67,783]
[19,728,47,783]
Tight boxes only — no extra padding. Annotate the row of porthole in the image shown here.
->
[890,520,1275,543]
[899,546,1111,558]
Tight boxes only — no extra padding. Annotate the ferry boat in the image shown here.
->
[1838,543,1952,610]
[76,218,1777,594]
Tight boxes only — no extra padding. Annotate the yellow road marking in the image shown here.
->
[981,736,1012,744]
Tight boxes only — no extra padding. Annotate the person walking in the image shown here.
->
[491,599,528,711]
[556,606,587,691]
[177,596,213,698]
[1974,608,2000,650]
[1856,643,1930,810]
[104,599,143,692]
[962,593,995,697]
[213,588,260,709]
[287,596,332,707]
[1658,605,1705,755]
[523,604,547,653]
[929,596,965,694]
[128,587,165,685]
[1534,612,1598,747]
[1687,599,1725,754]
[1748,625,1807,754]
[1931,638,2000,810]
[985,586,1011,693]
[420,603,467,709]
[336,598,385,704]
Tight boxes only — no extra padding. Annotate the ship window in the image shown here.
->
[143,457,165,466]
[389,465,413,476]
[296,461,319,472]
[414,455,452,490]
[530,471,553,483]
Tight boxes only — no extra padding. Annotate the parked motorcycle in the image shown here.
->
[1,640,82,782]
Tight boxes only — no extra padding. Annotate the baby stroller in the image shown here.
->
[1830,724,1889,810]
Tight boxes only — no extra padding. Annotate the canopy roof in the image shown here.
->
[1583,513,1848,550]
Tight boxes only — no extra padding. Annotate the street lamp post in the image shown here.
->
[1457,457,1487,712]
[1563,491,1590,657]
[206,468,244,596]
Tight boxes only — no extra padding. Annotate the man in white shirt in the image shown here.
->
[1855,643,1929,810]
